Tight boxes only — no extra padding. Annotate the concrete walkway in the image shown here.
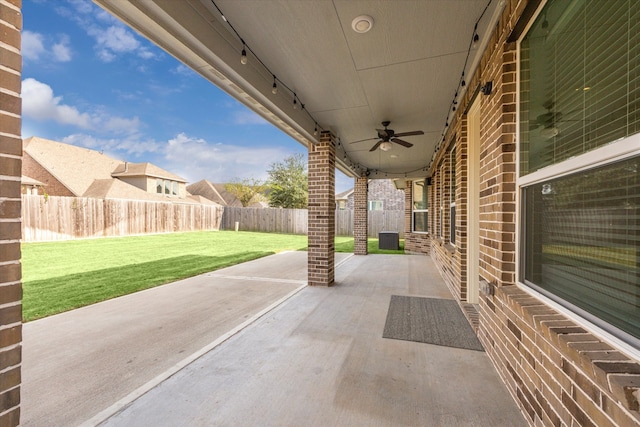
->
[80,253,525,426]
[22,251,332,427]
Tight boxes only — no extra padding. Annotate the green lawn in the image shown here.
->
[22,231,403,321]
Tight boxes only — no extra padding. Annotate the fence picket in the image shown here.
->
[21,195,224,242]
[221,207,404,237]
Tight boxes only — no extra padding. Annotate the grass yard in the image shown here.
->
[22,231,404,321]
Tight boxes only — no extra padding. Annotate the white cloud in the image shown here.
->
[163,133,292,183]
[62,134,162,156]
[22,31,72,62]
[22,78,140,134]
[22,78,91,128]
[58,0,156,62]
[22,31,46,60]
[52,35,72,62]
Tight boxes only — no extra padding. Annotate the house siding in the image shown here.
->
[421,0,640,425]
[0,1,22,425]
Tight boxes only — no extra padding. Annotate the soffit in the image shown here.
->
[95,0,504,179]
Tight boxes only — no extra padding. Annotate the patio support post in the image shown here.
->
[0,1,23,426]
[353,173,368,255]
[307,131,335,286]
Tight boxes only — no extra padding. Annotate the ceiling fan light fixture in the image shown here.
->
[352,15,374,33]
[540,127,559,139]
[379,141,393,151]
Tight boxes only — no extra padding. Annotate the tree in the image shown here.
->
[225,178,267,207]
[267,153,308,208]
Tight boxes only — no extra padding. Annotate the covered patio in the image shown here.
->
[23,252,524,426]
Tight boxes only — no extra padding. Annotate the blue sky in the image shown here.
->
[21,0,352,192]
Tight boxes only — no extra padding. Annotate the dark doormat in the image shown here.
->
[382,295,484,351]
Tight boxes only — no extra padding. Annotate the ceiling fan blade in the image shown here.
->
[376,128,390,138]
[369,140,383,152]
[349,137,378,144]
[391,138,413,148]
[393,130,424,137]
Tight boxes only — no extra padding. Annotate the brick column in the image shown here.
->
[308,131,335,286]
[353,174,368,255]
[0,1,23,426]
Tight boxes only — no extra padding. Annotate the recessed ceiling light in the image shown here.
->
[352,15,374,33]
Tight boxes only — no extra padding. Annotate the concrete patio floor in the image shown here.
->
[47,251,528,426]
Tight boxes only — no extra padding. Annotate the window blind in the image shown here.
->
[522,155,640,339]
[520,0,640,175]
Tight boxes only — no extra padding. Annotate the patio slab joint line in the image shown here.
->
[81,283,306,427]
[83,253,355,427]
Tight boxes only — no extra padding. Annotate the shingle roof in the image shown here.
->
[24,136,123,197]
[111,162,186,182]
[187,179,241,207]
[336,188,353,200]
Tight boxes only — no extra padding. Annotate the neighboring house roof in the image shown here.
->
[24,136,123,197]
[187,179,269,207]
[336,188,354,201]
[187,180,229,206]
[211,183,246,207]
[21,175,44,186]
[83,179,161,201]
[111,162,186,182]
[23,136,196,203]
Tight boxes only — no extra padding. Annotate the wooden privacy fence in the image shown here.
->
[222,207,404,238]
[22,195,224,242]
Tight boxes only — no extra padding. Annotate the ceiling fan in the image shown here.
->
[349,121,424,151]
[530,101,581,138]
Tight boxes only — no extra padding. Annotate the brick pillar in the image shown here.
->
[0,1,23,426]
[308,131,335,286]
[353,174,368,255]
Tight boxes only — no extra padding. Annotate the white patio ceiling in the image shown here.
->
[95,0,504,179]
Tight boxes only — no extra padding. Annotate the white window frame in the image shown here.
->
[411,179,428,234]
[368,200,383,211]
[449,146,456,246]
[515,0,640,358]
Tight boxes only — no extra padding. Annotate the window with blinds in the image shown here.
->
[519,0,640,344]
[520,0,640,176]
[412,180,428,233]
[522,156,640,340]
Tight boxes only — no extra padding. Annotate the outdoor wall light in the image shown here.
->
[481,81,493,95]
[352,15,374,33]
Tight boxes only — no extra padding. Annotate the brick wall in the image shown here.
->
[0,1,22,425]
[353,175,367,255]
[345,179,404,211]
[428,0,640,425]
[21,152,74,197]
[308,131,335,286]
